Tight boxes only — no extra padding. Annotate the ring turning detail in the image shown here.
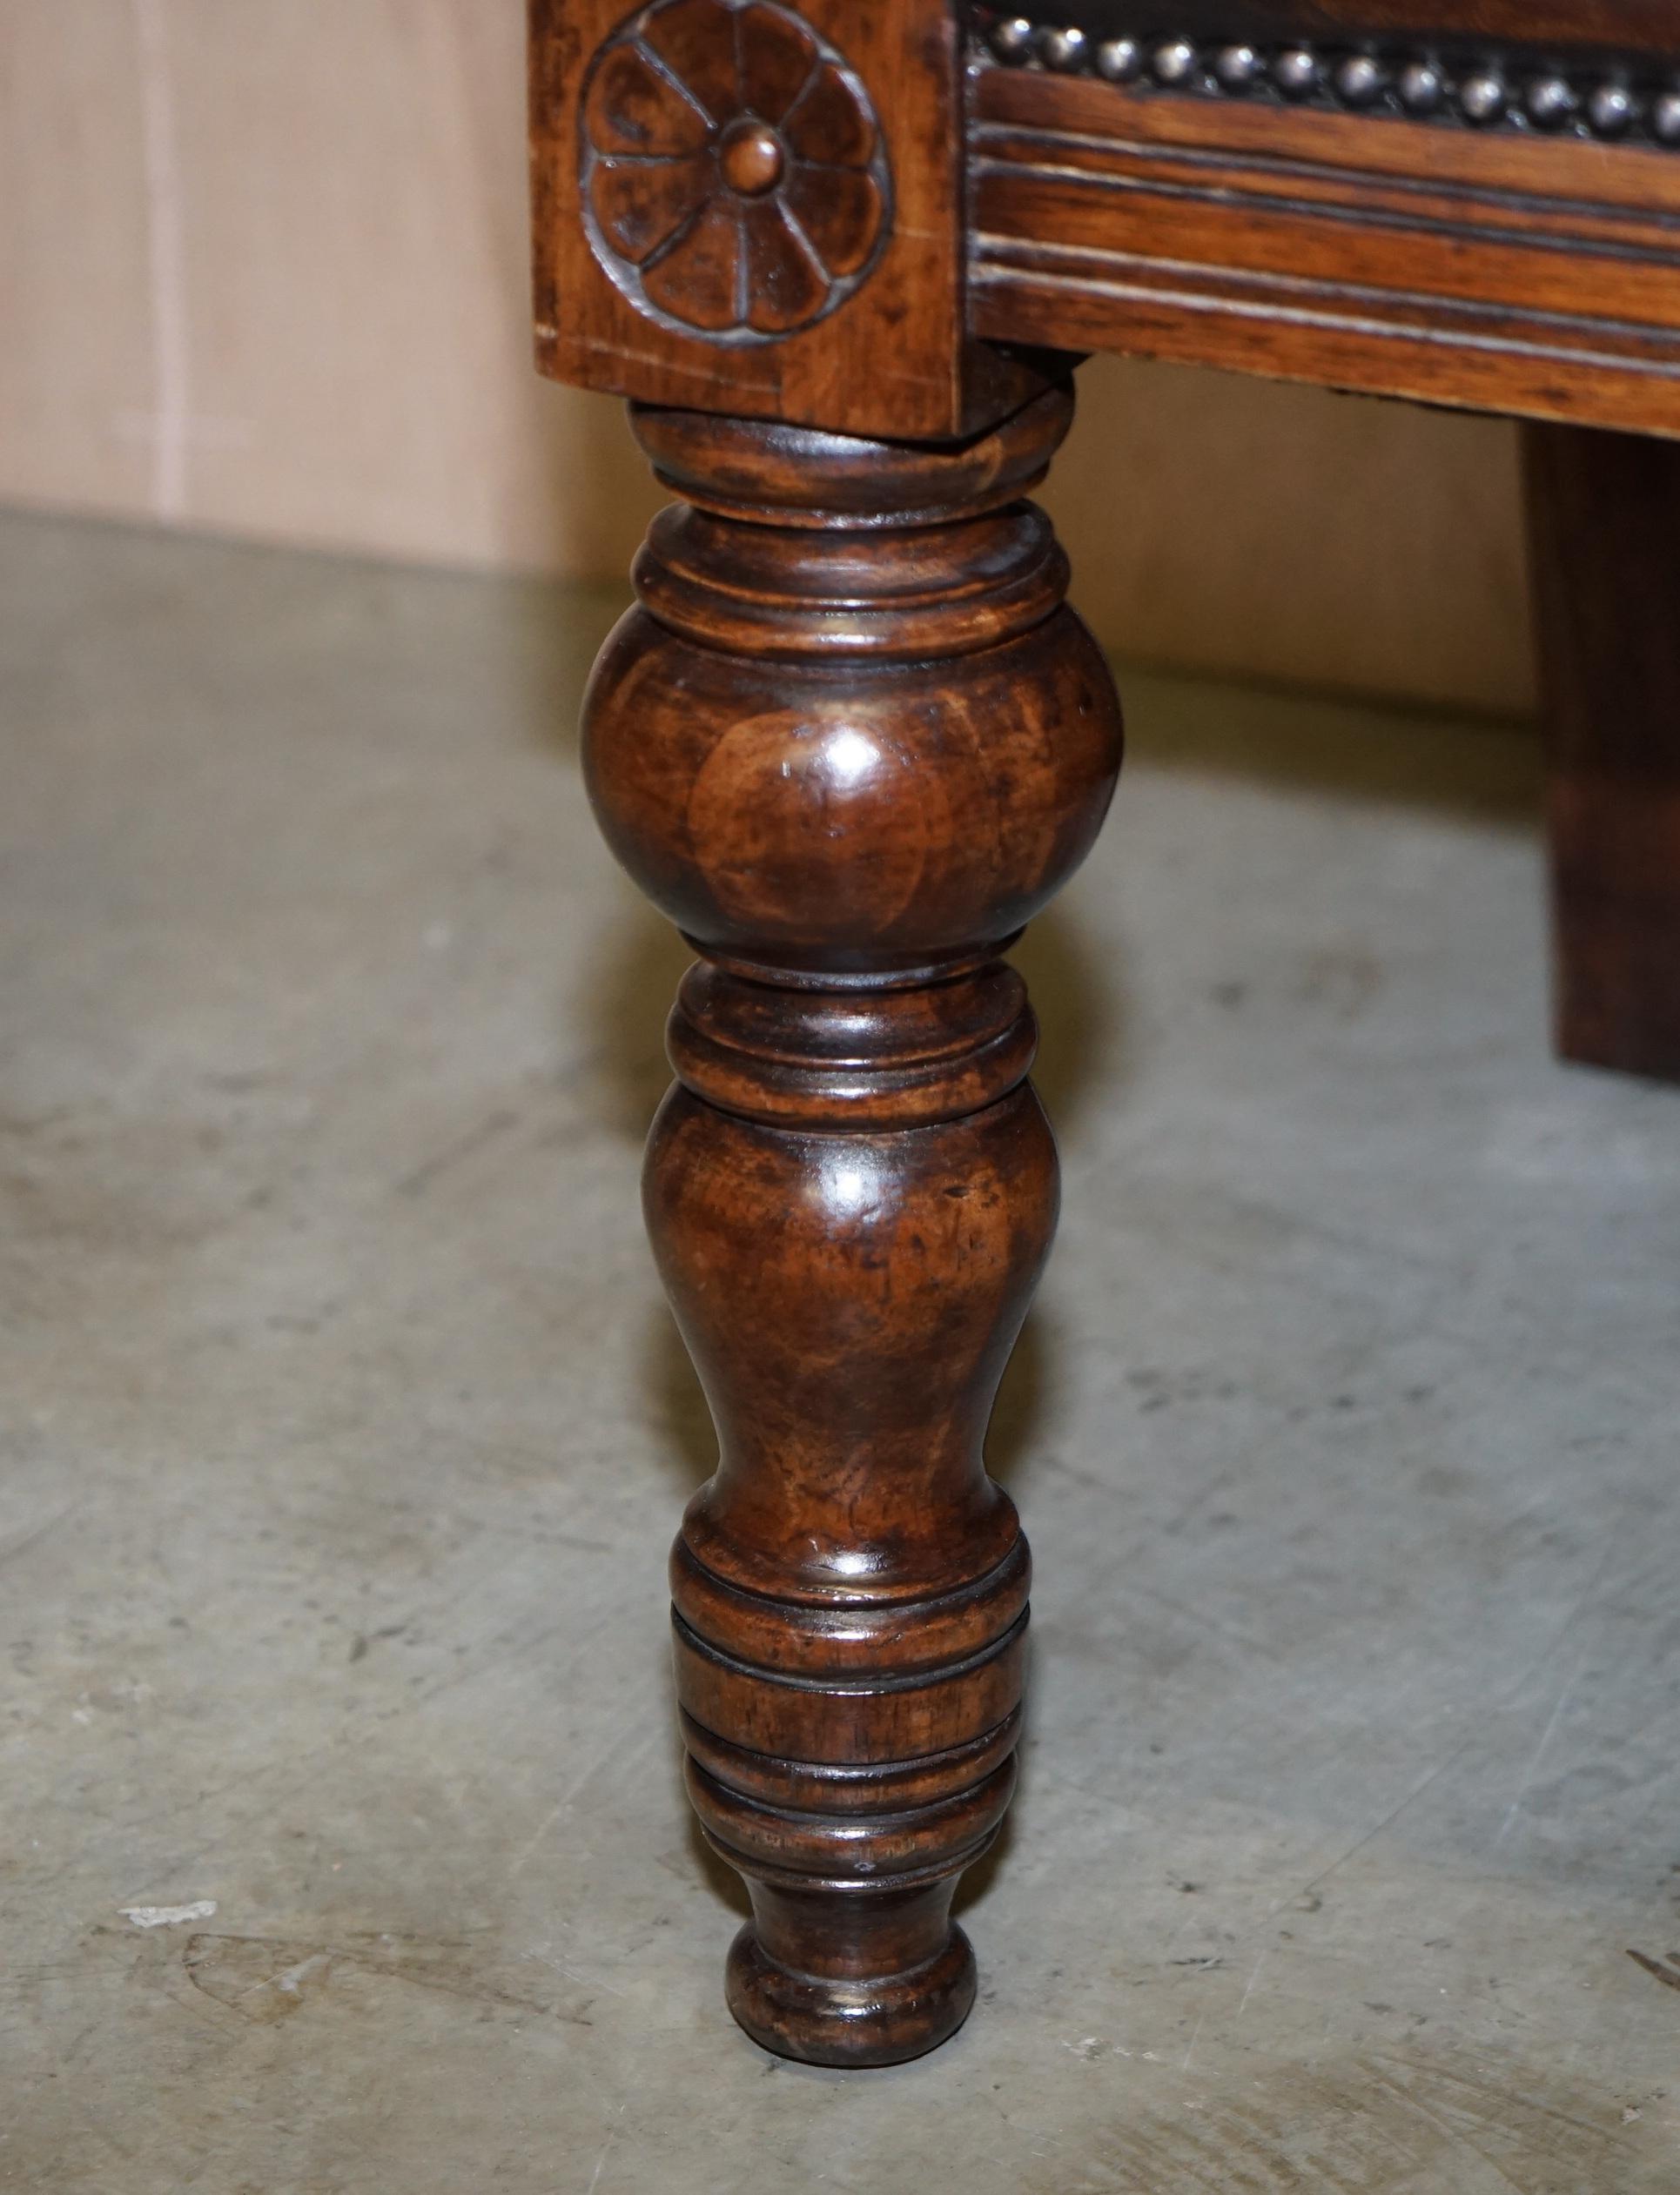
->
[580,0,893,342]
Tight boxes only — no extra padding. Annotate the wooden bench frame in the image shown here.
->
[528,0,1680,2063]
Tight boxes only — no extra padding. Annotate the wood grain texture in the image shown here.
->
[581,386,1122,2062]
[531,0,1045,437]
[971,65,1680,435]
[1526,424,1680,1083]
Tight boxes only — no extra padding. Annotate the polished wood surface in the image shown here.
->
[971,51,1680,437]
[582,387,1121,2060]
[529,0,1045,438]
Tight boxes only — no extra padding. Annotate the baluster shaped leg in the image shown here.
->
[582,384,1122,2064]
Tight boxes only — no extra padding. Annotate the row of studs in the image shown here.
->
[977,13,1680,148]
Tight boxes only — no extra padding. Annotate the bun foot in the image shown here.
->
[725,1909,978,2069]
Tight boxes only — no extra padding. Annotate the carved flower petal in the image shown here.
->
[642,197,743,332]
[781,60,877,168]
[585,41,712,157]
[780,164,883,279]
[736,3,818,124]
[742,199,829,333]
[591,155,717,266]
[641,0,745,126]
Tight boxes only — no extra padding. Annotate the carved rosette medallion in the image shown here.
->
[581,0,893,344]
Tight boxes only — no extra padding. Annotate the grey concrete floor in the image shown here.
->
[3,507,1678,2193]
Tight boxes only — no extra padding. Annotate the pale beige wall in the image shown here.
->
[2,0,1535,715]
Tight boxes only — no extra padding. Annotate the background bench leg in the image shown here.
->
[1524,422,1680,1082]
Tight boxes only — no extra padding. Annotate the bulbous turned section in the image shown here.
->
[582,386,1121,977]
[581,382,1122,2064]
[648,1079,1056,1608]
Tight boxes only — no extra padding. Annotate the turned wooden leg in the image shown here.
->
[1524,423,1680,1083]
[581,384,1122,2064]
